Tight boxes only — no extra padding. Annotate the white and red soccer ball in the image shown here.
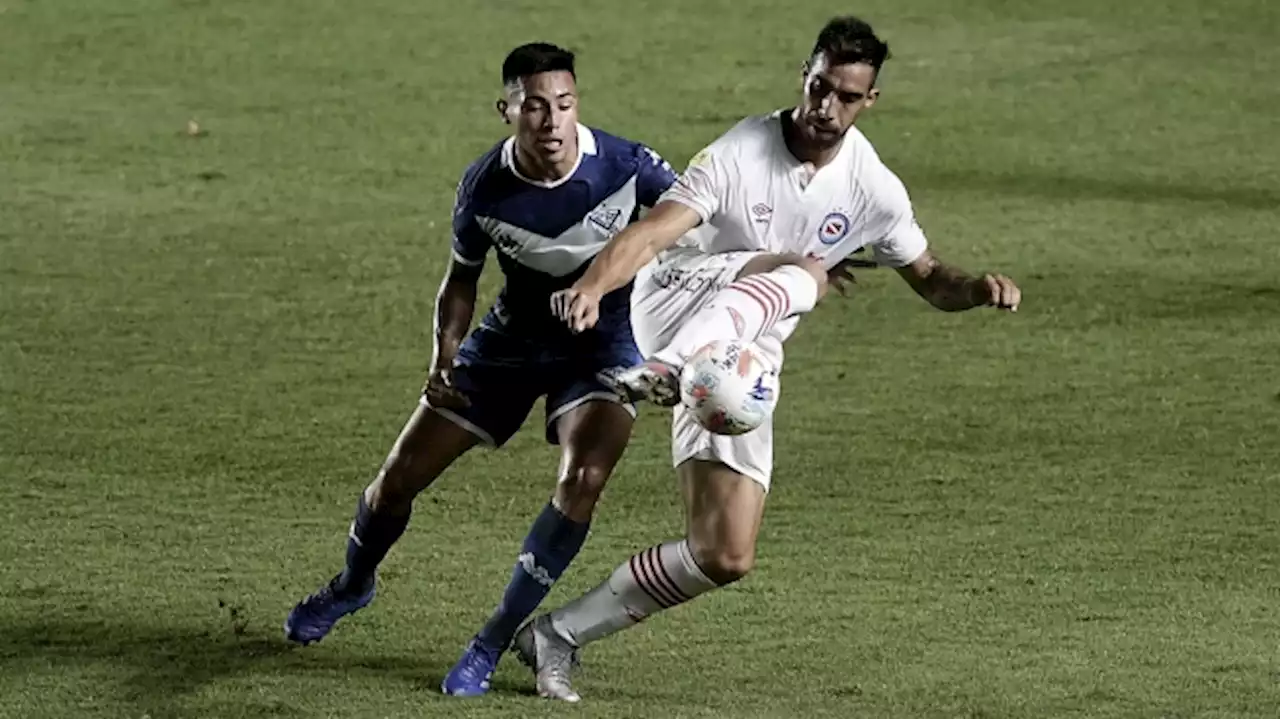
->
[679,340,779,435]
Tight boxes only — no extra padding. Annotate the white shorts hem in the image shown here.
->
[545,391,638,428]
[418,396,497,447]
[673,446,772,492]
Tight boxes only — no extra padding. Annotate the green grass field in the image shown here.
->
[3,0,1279,716]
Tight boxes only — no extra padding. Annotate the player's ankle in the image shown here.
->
[334,570,374,597]
[548,614,583,648]
[471,634,506,654]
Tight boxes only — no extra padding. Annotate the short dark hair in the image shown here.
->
[501,42,576,86]
[811,16,890,75]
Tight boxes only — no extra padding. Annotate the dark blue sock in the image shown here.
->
[476,502,590,650]
[335,493,410,595]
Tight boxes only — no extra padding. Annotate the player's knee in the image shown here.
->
[557,462,611,505]
[370,451,428,512]
[692,544,756,585]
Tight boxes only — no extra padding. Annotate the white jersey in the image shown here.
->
[631,111,930,490]
[659,110,928,271]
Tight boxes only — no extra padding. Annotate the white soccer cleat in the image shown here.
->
[597,360,681,408]
[512,615,582,703]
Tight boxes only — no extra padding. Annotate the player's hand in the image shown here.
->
[826,258,863,297]
[550,287,602,333]
[423,367,470,409]
[968,273,1021,312]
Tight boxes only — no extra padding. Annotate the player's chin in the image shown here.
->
[807,125,843,147]
[535,146,568,164]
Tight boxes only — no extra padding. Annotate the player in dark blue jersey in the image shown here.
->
[283,42,677,697]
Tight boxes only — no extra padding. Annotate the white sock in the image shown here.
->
[549,540,719,647]
[651,264,819,367]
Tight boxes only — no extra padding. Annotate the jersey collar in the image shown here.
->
[772,109,855,188]
[501,124,597,189]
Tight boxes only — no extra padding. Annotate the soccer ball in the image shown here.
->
[679,340,779,435]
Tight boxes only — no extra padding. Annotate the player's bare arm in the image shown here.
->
[896,249,1021,312]
[426,258,482,408]
[551,200,702,332]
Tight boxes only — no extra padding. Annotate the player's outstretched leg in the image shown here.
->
[514,459,765,701]
[599,255,825,406]
[442,399,633,697]
[285,404,480,645]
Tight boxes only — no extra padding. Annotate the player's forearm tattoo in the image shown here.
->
[917,255,980,312]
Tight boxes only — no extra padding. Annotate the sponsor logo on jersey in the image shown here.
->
[490,226,524,256]
[751,203,773,223]
[818,211,851,245]
[588,207,623,234]
[651,266,721,294]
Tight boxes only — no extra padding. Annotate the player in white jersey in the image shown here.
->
[510,17,1022,701]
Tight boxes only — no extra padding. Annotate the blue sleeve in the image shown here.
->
[634,145,678,208]
[450,175,489,267]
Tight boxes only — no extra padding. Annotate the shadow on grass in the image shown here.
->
[0,604,536,716]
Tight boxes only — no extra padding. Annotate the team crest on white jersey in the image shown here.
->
[818,212,850,245]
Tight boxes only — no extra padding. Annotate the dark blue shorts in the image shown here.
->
[421,321,642,447]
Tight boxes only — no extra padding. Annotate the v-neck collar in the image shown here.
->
[772,109,853,191]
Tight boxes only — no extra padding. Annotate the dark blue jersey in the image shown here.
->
[451,124,677,338]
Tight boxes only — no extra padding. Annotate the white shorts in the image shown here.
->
[631,246,789,491]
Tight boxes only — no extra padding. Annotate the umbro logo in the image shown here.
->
[518,552,555,587]
[751,203,772,223]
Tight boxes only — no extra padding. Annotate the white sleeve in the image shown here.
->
[659,142,731,223]
[864,163,928,268]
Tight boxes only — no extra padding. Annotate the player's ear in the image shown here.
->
[495,99,511,124]
[865,87,880,107]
